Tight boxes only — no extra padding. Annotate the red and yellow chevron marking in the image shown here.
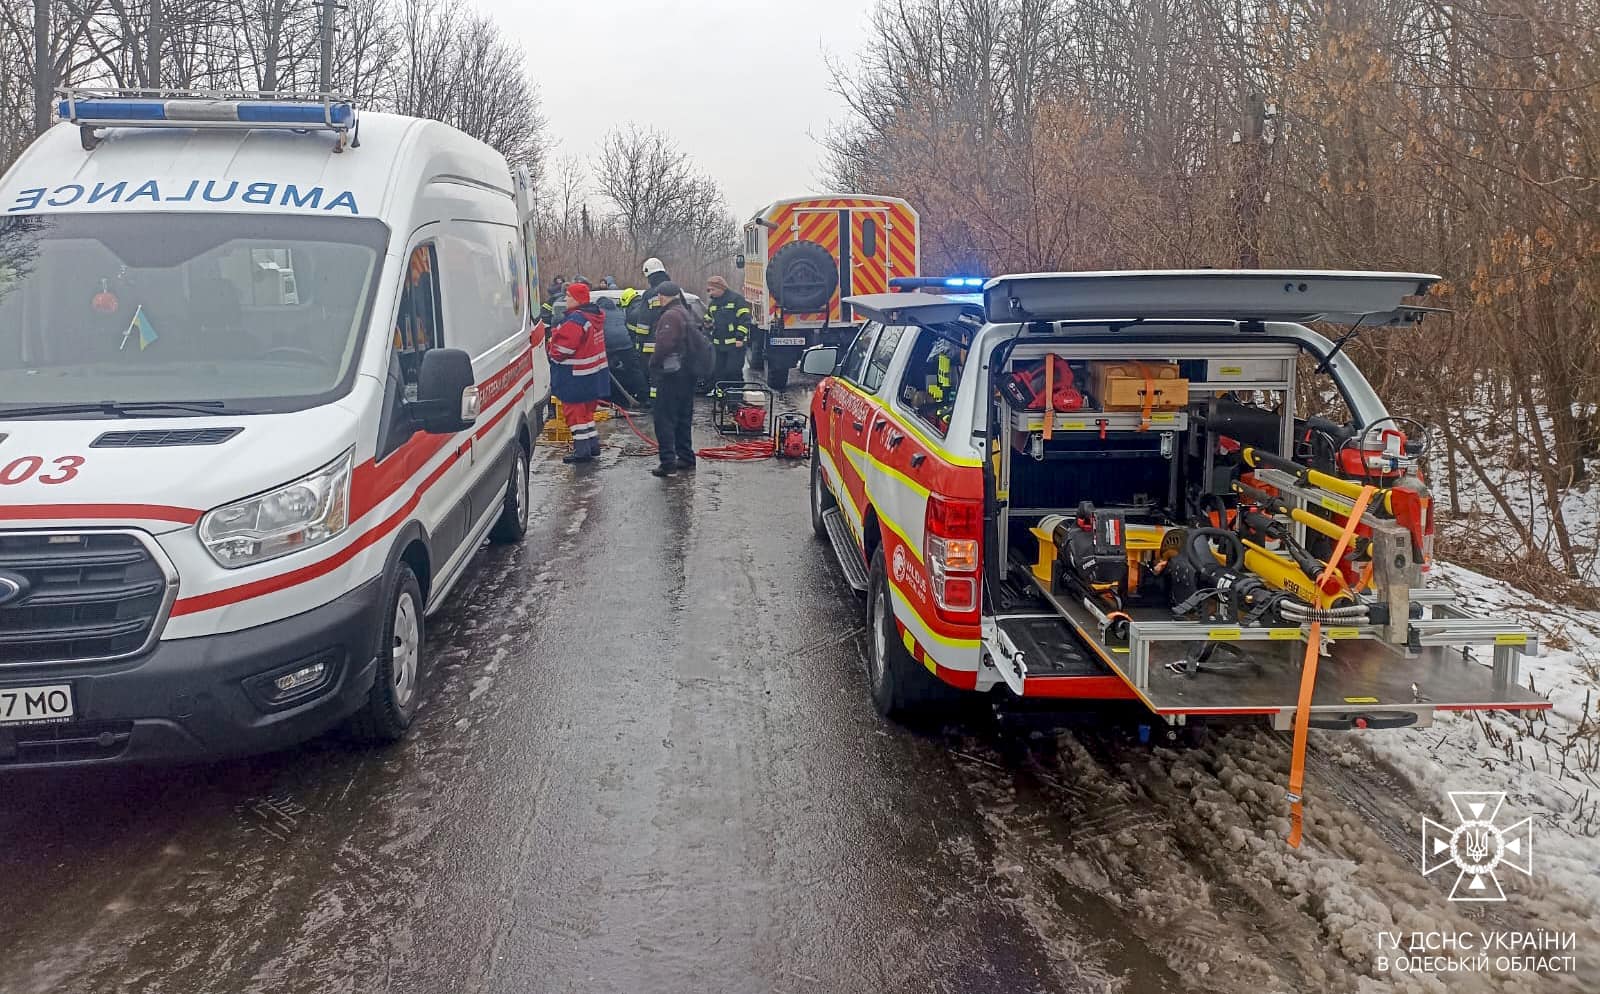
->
[885,202,918,281]
[763,196,920,321]
[893,618,980,691]
[851,210,890,296]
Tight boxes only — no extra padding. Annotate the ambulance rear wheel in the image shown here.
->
[347,563,424,744]
[867,545,959,722]
[810,439,835,540]
[489,445,530,543]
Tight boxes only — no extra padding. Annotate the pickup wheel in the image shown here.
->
[346,563,424,744]
[810,438,835,540]
[866,545,960,722]
[488,445,530,544]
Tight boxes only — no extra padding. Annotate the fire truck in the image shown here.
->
[739,195,919,388]
[801,270,1548,731]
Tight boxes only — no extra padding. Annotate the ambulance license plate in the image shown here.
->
[0,684,74,725]
[769,337,807,346]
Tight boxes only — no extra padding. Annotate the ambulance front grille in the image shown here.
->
[0,531,176,665]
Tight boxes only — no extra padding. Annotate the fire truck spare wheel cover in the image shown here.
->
[766,240,839,313]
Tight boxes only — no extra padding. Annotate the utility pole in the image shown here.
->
[317,0,339,94]
[33,0,52,133]
[146,0,162,91]
[1234,88,1268,269]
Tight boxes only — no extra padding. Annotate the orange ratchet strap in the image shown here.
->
[1286,483,1378,848]
[1138,364,1156,432]
[1043,356,1056,441]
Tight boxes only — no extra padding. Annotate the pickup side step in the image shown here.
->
[822,508,870,593]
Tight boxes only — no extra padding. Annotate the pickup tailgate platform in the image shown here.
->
[1031,577,1550,728]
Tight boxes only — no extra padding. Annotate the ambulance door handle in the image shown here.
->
[885,429,905,449]
[852,419,865,431]
[910,452,925,467]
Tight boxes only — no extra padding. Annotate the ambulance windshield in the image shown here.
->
[0,212,388,414]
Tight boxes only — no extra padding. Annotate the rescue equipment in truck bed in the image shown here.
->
[808,269,1551,846]
[808,270,1548,727]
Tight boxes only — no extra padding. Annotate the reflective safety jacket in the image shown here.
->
[922,343,963,432]
[550,302,610,403]
[626,272,672,352]
[705,291,753,347]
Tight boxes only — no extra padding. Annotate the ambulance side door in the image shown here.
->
[434,218,526,538]
[379,238,475,566]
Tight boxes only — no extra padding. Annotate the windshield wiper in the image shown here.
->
[0,400,256,418]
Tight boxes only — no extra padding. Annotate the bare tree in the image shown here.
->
[593,124,737,275]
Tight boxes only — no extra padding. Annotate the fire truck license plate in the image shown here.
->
[0,684,74,725]
[769,337,807,346]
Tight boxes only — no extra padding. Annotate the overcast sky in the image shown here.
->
[478,0,873,220]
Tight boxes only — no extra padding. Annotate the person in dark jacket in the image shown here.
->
[549,281,609,463]
[598,294,646,406]
[647,282,699,477]
[703,275,753,393]
[625,258,673,402]
[542,275,566,332]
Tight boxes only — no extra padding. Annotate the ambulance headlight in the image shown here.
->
[201,451,353,568]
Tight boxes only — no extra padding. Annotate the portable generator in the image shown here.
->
[775,414,809,459]
[712,381,773,437]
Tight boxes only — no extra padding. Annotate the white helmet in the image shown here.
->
[642,257,666,277]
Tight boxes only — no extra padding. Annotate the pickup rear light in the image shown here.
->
[926,493,982,616]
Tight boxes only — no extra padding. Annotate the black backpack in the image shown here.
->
[684,311,715,379]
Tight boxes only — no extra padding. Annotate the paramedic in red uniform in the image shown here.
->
[549,279,609,463]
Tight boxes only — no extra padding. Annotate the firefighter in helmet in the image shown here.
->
[624,257,673,403]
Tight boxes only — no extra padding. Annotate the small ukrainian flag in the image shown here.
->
[122,305,159,352]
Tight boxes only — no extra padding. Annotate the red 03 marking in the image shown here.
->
[0,455,86,485]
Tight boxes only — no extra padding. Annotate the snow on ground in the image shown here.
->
[1354,560,1600,914]
[947,561,1599,992]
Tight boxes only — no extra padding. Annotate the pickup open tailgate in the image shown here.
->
[1030,580,1550,730]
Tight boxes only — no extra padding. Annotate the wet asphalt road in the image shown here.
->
[4,397,1403,994]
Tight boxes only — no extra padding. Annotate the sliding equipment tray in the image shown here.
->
[1009,409,1190,434]
[1028,574,1551,728]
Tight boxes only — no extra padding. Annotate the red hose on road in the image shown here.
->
[601,402,776,461]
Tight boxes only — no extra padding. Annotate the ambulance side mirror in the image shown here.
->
[800,346,839,376]
[412,348,479,434]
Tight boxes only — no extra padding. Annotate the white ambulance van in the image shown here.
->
[0,92,550,767]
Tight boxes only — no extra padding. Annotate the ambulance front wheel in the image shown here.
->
[489,444,530,544]
[867,545,960,722]
[346,563,424,744]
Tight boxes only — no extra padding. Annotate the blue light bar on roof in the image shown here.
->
[57,93,356,132]
[889,276,989,292]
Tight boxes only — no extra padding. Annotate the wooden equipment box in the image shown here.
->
[1090,361,1190,411]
